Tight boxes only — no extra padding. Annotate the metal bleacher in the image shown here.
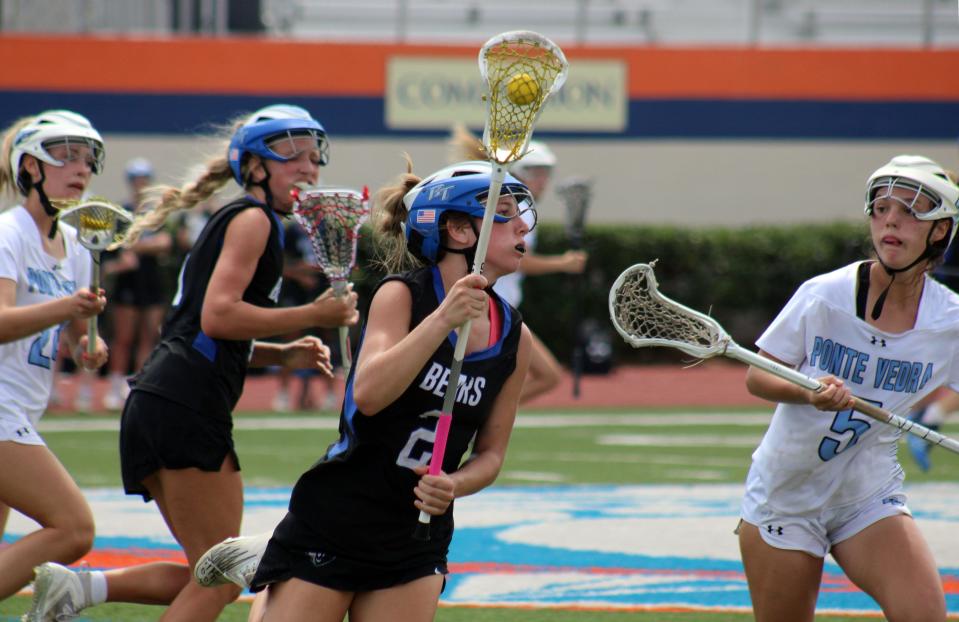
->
[2,0,958,47]
[265,0,959,46]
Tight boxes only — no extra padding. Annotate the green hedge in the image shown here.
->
[523,221,871,364]
[153,221,871,368]
[351,221,871,366]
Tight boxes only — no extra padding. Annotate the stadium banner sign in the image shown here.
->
[385,57,627,132]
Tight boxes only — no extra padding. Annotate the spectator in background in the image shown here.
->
[101,158,173,410]
[273,219,341,412]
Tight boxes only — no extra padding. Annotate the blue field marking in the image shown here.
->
[6,484,958,614]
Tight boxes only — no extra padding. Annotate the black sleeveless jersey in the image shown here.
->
[130,197,285,419]
[287,265,523,566]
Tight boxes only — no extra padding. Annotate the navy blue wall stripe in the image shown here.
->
[2,91,956,140]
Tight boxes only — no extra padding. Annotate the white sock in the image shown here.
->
[88,570,108,605]
[923,402,946,426]
[110,373,124,392]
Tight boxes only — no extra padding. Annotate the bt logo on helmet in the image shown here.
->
[426,183,453,201]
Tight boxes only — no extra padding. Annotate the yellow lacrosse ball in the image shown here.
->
[506,73,540,106]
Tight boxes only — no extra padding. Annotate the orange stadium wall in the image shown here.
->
[2,36,958,225]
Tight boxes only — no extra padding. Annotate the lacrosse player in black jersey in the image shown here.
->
[206,159,531,622]
[26,104,358,622]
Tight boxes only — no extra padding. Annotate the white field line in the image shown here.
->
[597,433,763,447]
[37,412,773,433]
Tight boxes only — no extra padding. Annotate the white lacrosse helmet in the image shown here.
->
[10,110,105,192]
[508,140,557,179]
[865,155,959,246]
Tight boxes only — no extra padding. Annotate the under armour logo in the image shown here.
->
[14,427,30,438]
[870,336,886,347]
[766,524,784,535]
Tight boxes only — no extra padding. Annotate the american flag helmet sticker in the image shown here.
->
[416,209,436,224]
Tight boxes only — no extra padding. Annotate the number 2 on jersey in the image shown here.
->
[28,326,62,369]
[818,398,879,461]
[397,427,437,469]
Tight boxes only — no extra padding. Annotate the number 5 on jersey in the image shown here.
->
[28,326,62,369]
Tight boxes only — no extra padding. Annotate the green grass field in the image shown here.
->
[2,407,956,620]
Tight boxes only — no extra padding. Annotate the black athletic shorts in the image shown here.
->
[112,274,165,307]
[119,390,239,502]
[250,512,448,593]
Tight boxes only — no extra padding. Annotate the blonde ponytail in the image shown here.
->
[448,123,486,164]
[119,156,233,248]
[372,154,422,273]
[0,116,38,200]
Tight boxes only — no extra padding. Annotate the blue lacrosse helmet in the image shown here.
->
[227,104,329,185]
[403,161,534,263]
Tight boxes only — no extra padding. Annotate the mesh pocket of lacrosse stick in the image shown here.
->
[556,177,592,244]
[480,30,568,163]
[56,199,132,250]
[291,186,369,281]
[608,261,730,360]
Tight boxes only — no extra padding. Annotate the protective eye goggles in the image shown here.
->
[264,129,329,165]
[476,183,538,231]
[42,137,105,174]
[866,177,944,220]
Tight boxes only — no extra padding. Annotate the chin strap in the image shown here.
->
[247,160,277,212]
[440,221,481,273]
[254,177,276,212]
[33,165,60,239]
[870,229,937,320]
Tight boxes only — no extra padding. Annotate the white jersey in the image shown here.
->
[492,210,538,307]
[751,261,959,515]
[0,206,90,427]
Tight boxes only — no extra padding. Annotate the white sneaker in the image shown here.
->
[321,391,340,412]
[102,390,124,411]
[73,384,92,412]
[194,532,271,589]
[271,389,291,413]
[23,562,91,622]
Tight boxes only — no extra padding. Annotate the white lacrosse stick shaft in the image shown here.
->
[414,164,505,534]
[722,341,959,453]
[452,164,505,364]
[609,262,959,454]
[331,279,352,375]
[87,250,102,356]
[416,29,567,540]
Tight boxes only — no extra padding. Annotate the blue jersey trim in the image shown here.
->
[326,325,365,459]
[192,330,217,363]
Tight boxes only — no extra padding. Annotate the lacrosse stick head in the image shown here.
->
[479,31,568,164]
[291,185,370,285]
[55,198,132,251]
[609,262,730,360]
[556,177,592,245]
